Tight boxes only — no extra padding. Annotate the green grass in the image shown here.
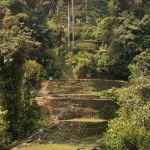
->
[62,118,107,122]
[16,144,86,150]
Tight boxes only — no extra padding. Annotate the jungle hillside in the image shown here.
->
[0,0,150,150]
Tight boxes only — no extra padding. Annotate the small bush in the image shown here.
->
[105,118,150,150]
[66,51,99,78]
[0,107,10,150]
[104,77,150,150]
[45,60,61,78]
[81,26,96,40]
[100,87,118,102]
[129,49,150,79]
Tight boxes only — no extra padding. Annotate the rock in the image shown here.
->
[77,148,85,150]
[37,138,42,142]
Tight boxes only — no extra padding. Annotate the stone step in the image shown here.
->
[58,119,108,137]
[37,79,125,125]
[46,94,102,100]
[36,97,118,120]
[37,94,102,99]
[37,98,114,106]
[45,79,126,94]
[46,90,88,95]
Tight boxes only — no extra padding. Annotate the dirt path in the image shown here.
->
[55,55,71,79]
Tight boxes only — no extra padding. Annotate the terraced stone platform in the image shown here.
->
[36,79,125,136]
[38,79,125,95]
[59,119,108,137]
[36,96,117,121]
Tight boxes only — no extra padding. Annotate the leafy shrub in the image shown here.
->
[0,9,40,139]
[75,11,86,22]
[24,60,46,86]
[0,107,10,150]
[45,60,61,78]
[94,13,150,79]
[66,51,99,78]
[100,87,118,102]
[97,52,130,79]
[57,46,69,58]
[129,49,150,79]
[105,118,150,150]
[74,27,84,41]
[104,77,150,149]
[81,26,96,40]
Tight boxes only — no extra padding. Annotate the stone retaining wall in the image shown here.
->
[37,98,118,122]
[58,120,108,136]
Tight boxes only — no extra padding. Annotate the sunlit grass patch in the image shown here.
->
[16,144,84,150]
[63,118,107,122]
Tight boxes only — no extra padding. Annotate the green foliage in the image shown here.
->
[104,77,150,149]
[108,0,150,17]
[20,60,46,137]
[75,0,109,24]
[45,60,61,78]
[31,90,39,98]
[75,11,86,22]
[73,26,96,41]
[81,26,96,40]
[129,49,150,78]
[0,9,40,139]
[30,49,62,79]
[94,12,150,79]
[94,17,118,45]
[105,118,150,150]
[0,107,10,150]
[47,13,65,47]
[24,60,46,85]
[102,11,150,146]
[100,87,118,101]
[90,0,109,17]
[57,46,69,58]
[66,52,99,78]
[0,0,9,10]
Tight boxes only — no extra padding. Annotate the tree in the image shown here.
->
[72,0,75,47]
[85,0,88,22]
[108,0,150,17]
[24,60,46,88]
[68,0,71,51]
[95,11,150,79]
[104,77,150,149]
[0,107,10,150]
[0,8,40,139]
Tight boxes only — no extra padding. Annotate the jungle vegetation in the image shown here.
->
[0,0,150,149]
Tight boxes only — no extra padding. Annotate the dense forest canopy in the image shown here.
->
[0,0,150,149]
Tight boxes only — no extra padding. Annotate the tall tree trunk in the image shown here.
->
[85,0,88,22]
[68,0,71,51]
[72,0,75,47]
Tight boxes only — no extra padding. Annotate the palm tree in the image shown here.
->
[72,0,75,47]
[68,0,71,51]
[85,0,88,22]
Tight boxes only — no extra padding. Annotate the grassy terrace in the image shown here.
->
[62,118,107,122]
[15,144,85,150]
